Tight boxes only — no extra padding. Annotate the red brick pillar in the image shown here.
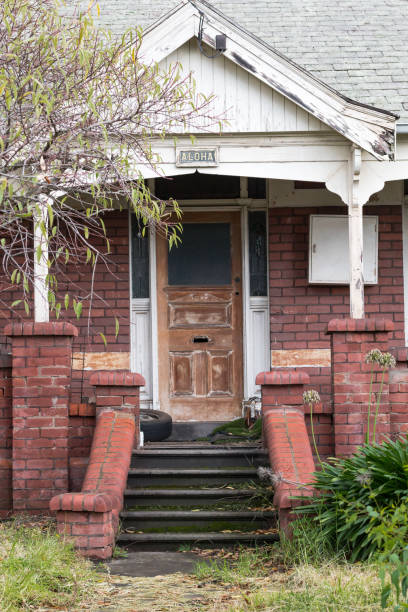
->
[256,370,315,531]
[0,354,12,513]
[89,371,144,447]
[4,322,78,512]
[327,318,394,457]
[389,348,408,438]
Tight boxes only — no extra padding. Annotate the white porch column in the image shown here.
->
[33,196,49,322]
[348,147,365,319]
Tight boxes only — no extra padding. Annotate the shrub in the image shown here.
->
[297,437,408,561]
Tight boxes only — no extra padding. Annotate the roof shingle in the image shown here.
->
[81,0,408,122]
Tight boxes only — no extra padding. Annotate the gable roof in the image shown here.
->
[92,0,408,126]
[137,0,396,160]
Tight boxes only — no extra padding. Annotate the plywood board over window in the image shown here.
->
[309,215,378,284]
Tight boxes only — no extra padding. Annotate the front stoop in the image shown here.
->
[117,444,279,551]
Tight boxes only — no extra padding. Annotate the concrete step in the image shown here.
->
[120,509,277,530]
[116,530,279,551]
[123,487,259,508]
[132,447,268,469]
[126,467,258,488]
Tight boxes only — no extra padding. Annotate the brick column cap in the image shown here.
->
[327,317,394,334]
[4,321,78,337]
[255,369,310,386]
[90,370,145,387]
[50,491,113,513]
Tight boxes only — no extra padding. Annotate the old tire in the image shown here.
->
[140,409,172,442]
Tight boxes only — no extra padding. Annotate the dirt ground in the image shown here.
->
[77,571,278,612]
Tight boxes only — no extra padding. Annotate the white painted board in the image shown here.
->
[309,215,378,284]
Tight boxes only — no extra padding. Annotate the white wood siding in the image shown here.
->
[160,39,327,133]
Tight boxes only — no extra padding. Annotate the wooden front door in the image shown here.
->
[157,211,243,421]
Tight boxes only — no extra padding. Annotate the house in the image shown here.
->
[93,0,408,444]
[2,0,408,555]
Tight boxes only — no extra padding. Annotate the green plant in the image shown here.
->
[112,546,128,559]
[380,547,408,610]
[296,436,408,561]
[365,350,396,444]
[201,418,262,442]
[303,389,322,465]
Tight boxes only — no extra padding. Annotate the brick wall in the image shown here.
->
[0,356,12,512]
[269,205,404,458]
[389,348,408,438]
[0,211,131,405]
[66,210,131,403]
[269,205,404,348]
[5,322,77,512]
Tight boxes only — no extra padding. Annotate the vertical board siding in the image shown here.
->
[159,39,326,133]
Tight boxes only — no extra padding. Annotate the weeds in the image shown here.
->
[194,545,274,584]
[0,519,99,612]
[279,518,344,567]
[226,563,381,611]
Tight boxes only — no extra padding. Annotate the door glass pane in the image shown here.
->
[168,223,231,286]
[131,216,150,298]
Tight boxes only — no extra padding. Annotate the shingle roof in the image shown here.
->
[90,0,408,122]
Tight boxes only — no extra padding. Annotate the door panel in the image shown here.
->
[157,211,243,421]
[207,350,233,396]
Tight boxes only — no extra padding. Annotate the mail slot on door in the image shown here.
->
[192,336,211,343]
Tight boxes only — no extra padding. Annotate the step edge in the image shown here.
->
[124,488,258,496]
[133,449,267,455]
[117,532,279,541]
[120,510,276,518]
[127,468,258,475]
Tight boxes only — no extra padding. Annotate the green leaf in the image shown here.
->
[115,317,119,338]
[99,332,107,347]
[381,584,391,609]
[73,301,83,319]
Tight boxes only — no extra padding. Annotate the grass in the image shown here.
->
[0,517,100,612]
[225,563,382,611]
[192,521,384,611]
